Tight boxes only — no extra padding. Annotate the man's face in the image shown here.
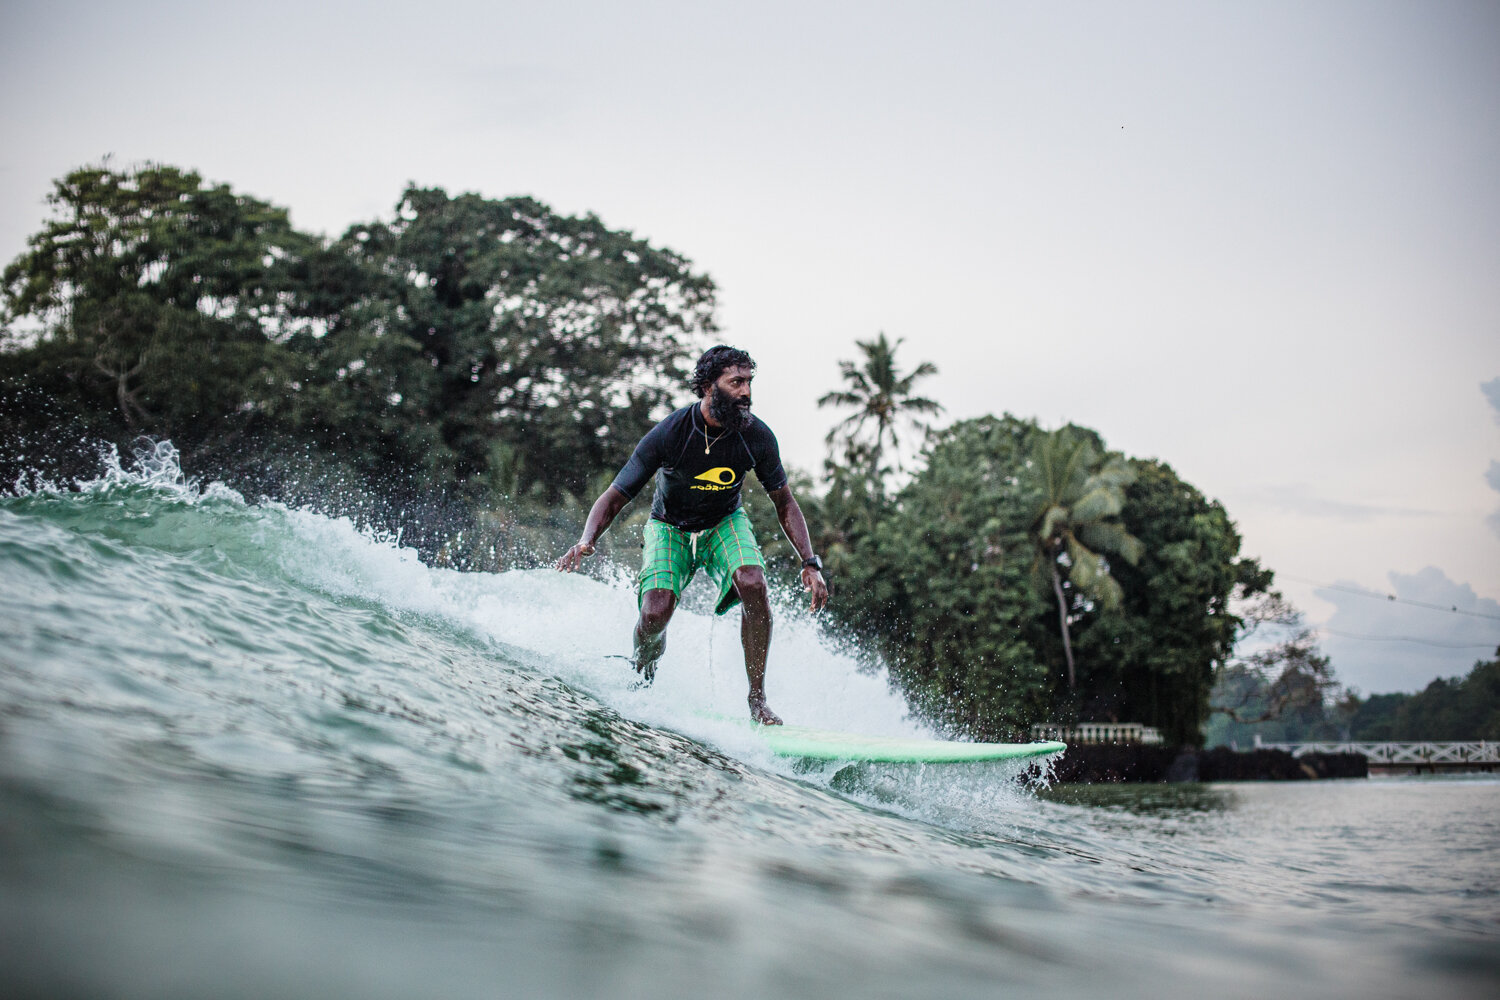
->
[708,365,754,431]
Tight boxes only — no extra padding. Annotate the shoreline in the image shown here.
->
[1048,744,1369,783]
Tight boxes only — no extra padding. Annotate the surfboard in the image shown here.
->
[754,724,1066,763]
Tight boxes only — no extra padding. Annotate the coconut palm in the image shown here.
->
[817,333,943,477]
[1029,427,1145,689]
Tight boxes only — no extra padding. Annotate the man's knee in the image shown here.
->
[732,566,769,607]
[639,589,677,632]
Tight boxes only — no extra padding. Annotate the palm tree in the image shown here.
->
[817,333,943,477]
[1028,427,1145,689]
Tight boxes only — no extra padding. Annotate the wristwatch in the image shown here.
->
[802,554,823,573]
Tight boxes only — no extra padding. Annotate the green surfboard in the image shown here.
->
[755,724,1066,763]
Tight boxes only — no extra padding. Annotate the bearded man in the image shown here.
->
[554,345,829,725]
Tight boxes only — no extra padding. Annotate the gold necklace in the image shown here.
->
[703,420,728,454]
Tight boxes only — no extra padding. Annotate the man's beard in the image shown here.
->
[708,383,752,433]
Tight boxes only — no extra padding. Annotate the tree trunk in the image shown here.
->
[1051,557,1076,689]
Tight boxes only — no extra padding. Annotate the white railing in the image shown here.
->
[1254,739,1499,765]
[1031,722,1164,745]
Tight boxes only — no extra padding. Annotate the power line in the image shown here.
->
[1315,627,1499,650]
[1281,574,1500,623]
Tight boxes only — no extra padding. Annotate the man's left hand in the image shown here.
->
[801,566,829,613]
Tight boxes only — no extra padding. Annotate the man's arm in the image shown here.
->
[767,485,829,612]
[559,417,666,572]
[555,486,631,572]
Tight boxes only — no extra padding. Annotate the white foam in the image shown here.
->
[70,441,1038,821]
[412,564,927,753]
[258,496,940,770]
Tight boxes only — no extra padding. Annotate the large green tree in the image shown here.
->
[1,163,314,445]
[2,165,725,565]
[1075,460,1269,744]
[332,187,717,501]
[819,412,1268,744]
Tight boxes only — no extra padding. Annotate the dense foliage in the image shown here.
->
[2,164,714,559]
[814,415,1268,743]
[1076,460,1269,745]
[1027,427,1144,692]
[827,417,1052,738]
[1343,659,1500,740]
[1,164,313,443]
[324,187,715,501]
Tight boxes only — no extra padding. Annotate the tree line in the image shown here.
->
[1,163,713,559]
[1205,650,1500,744]
[5,161,1373,745]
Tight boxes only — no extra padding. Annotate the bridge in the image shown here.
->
[1254,738,1499,774]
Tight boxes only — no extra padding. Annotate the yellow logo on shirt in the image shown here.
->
[692,467,737,491]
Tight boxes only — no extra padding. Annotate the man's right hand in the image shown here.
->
[557,488,627,572]
[555,542,595,572]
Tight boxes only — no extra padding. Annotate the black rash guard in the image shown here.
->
[610,403,789,532]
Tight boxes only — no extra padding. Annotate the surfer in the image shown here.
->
[554,345,829,725]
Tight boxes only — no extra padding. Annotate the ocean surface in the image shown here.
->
[2,446,1497,999]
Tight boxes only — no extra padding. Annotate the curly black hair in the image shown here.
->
[690,345,756,398]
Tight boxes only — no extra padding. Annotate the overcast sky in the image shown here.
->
[4,0,1498,694]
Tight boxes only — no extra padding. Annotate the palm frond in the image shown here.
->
[901,395,944,416]
[817,389,863,409]
[1077,521,1144,564]
[1071,484,1124,523]
[1065,536,1124,608]
[1037,505,1067,544]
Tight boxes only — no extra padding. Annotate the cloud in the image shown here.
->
[1483,377,1500,423]
[1313,566,1500,695]
[1249,483,1433,523]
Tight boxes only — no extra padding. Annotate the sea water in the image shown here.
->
[1,447,1496,999]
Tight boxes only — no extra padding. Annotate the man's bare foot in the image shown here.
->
[631,632,665,685]
[748,694,782,726]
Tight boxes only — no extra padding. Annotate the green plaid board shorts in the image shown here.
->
[639,507,766,615]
